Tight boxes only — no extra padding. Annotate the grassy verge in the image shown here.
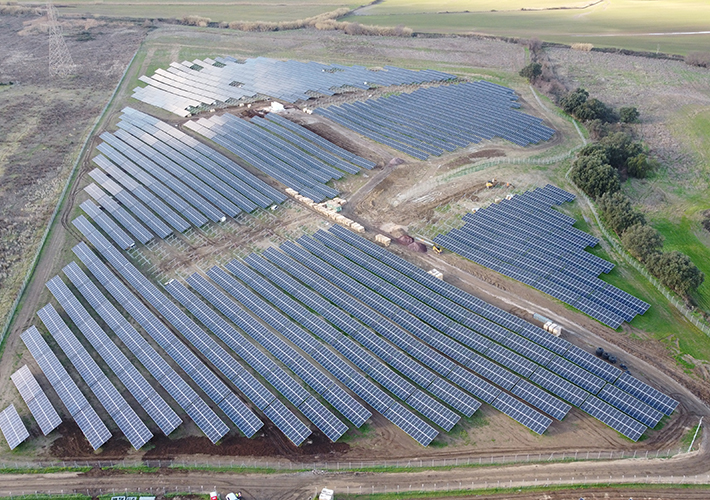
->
[336,482,710,500]
[101,465,160,474]
[680,420,703,451]
[0,466,92,474]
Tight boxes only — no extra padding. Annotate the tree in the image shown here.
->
[560,88,589,115]
[621,223,663,262]
[598,192,645,235]
[570,156,620,199]
[619,106,640,123]
[519,62,542,82]
[626,153,652,178]
[599,132,643,169]
[575,98,616,122]
[647,251,705,295]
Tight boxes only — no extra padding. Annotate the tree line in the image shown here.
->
[548,87,705,296]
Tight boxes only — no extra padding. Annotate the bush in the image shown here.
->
[570,155,620,199]
[519,62,542,82]
[560,88,616,123]
[619,106,640,123]
[646,251,705,295]
[626,153,653,178]
[571,43,593,51]
[599,132,643,170]
[621,223,663,262]
[685,52,710,68]
[598,192,645,235]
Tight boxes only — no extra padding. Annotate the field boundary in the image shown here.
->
[0,446,694,474]
[564,166,710,337]
[0,43,143,348]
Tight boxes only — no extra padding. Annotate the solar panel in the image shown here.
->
[37,304,154,450]
[69,246,230,444]
[185,272,371,429]
[511,379,571,421]
[580,395,646,441]
[614,372,678,416]
[11,365,62,436]
[20,326,111,450]
[597,384,664,428]
[490,392,552,435]
[165,278,346,442]
[46,276,182,436]
[0,405,30,450]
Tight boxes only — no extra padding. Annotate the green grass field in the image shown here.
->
[348,0,710,54]
[55,0,359,22]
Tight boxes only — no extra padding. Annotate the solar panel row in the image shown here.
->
[314,82,554,159]
[222,260,461,432]
[434,187,650,328]
[0,404,30,451]
[244,252,481,418]
[37,303,154,450]
[21,326,111,450]
[84,183,154,244]
[322,225,676,440]
[164,279,348,442]
[11,365,62,436]
[195,263,438,446]
[46,276,182,437]
[131,57,454,116]
[63,257,228,444]
[184,113,359,203]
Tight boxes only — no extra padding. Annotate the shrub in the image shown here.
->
[598,192,645,235]
[571,43,593,51]
[570,155,620,199]
[519,62,542,82]
[646,251,705,295]
[621,223,663,262]
[685,52,710,68]
[619,106,640,123]
[626,153,653,178]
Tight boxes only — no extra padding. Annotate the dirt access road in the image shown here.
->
[1,434,709,499]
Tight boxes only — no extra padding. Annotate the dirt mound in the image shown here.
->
[442,149,505,170]
[143,423,349,461]
[50,421,132,459]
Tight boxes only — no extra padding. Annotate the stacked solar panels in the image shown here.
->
[314,81,555,160]
[0,404,30,450]
[37,304,154,450]
[131,56,455,116]
[184,113,371,203]
[11,365,62,436]
[322,224,677,440]
[21,326,112,450]
[434,185,650,328]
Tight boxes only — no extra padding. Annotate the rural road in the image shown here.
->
[2,432,709,499]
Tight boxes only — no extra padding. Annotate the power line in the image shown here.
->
[47,0,75,79]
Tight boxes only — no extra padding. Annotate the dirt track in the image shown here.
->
[1,433,710,499]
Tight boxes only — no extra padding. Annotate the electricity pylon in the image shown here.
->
[47,0,75,78]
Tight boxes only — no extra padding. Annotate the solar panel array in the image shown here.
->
[184,112,372,203]
[63,258,227,444]
[37,303,154,450]
[70,224,273,443]
[21,326,111,450]
[11,365,62,436]
[0,404,29,450]
[434,185,650,328]
[131,56,455,116]
[323,224,678,441]
[314,81,555,159]
[164,279,349,442]
[85,107,289,243]
[45,276,182,436]
[61,208,678,445]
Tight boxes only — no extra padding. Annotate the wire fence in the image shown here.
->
[0,446,695,473]
[565,170,710,336]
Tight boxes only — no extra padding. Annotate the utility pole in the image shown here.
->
[47,0,75,78]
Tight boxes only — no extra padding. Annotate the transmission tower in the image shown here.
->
[47,0,75,78]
